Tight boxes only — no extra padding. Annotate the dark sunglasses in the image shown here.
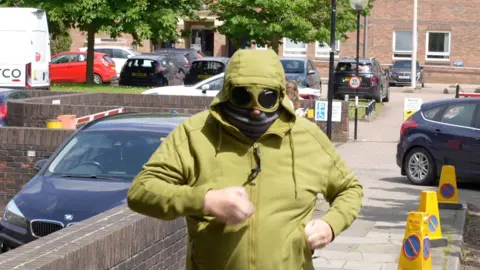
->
[230,87,279,109]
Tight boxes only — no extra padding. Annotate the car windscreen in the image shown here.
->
[393,61,420,69]
[44,130,165,180]
[335,62,372,73]
[280,60,305,74]
[190,61,225,75]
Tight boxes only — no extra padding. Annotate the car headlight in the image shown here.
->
[3,200,28,228]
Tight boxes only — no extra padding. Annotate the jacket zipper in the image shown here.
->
[249,143,260,270]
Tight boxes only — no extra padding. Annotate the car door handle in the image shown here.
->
[435,128,441,132]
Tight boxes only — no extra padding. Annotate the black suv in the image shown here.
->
[333,58,390,102]
[151,48,204,74]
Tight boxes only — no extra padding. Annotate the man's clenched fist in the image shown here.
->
[203,186,255,224]
[305,219,333,250]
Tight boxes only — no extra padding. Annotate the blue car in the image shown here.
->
[280,57,322,90]
[396,98,480,185]
[0,113,187,252]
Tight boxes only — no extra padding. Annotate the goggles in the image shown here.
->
[230,86,280,112]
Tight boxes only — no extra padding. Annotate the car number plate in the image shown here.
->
[399,75,410,79]
[198,74,211,79]
[132,72,147,77]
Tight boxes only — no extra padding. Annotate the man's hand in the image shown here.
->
[305,219,333,250]
[203,187,255,224]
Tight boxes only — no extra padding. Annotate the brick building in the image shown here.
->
[69,0,480,84]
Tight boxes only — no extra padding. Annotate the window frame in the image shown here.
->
[392,30,413,60]
[282,38,307,57]
[425,31,451,62]
[315,40,340,58]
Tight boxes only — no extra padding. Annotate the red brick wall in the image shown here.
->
[69,29,152,53]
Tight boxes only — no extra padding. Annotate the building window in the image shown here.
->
[315,40,340,58]
[283,38,307,56]
[426,31,451,61]
[393,30,413,59]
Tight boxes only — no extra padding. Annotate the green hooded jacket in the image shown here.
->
[127,49,363,270]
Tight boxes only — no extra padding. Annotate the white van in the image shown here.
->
[0,8,51,89]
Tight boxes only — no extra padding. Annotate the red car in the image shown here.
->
[50,51,116,84]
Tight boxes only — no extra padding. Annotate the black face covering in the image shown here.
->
[220,102,280,141]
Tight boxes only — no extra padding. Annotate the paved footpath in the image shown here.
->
[312,85,480,270]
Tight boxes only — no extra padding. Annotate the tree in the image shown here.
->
[207,0,374,53]
[3,0,202,84]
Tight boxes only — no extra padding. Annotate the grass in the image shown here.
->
[50,83,148,94]
[348,100,385,119]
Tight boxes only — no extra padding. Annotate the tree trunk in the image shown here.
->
[271,39,280,54]
[85,25,97,85]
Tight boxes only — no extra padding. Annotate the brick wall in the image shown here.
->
[9,93,350,142]
[0,204,187,270]
[69,29,152,53]
[0,128,74,210]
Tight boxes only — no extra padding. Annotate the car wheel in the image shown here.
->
[93,74,103,84]
[383,87,390,102]
[404,147,436,185]
[375,88,383,103]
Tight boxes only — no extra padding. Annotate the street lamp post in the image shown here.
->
[326,0,337,140]
[349,0,369,141]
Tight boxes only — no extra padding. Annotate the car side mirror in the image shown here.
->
[308,69,316,75]
[34,159,48,172]
[201,84,210,91]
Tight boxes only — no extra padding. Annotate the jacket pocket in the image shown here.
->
[283,224,312,270]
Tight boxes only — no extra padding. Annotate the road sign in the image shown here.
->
[348,76,361,89]
[440,183,455,199]
[315,100,342,122]
[403,234,421,260]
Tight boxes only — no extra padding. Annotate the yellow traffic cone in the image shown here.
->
[418,191,448,247]
[437,165,463,210]
[397,211,432,270]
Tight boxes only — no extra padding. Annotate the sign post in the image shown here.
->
[349,75,361,140]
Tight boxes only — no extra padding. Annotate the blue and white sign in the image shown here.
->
[315,101,342,122]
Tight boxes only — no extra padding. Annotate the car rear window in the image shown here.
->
[336,62,372,73]
[190,61,225,74]
[280,60,305,74]
[422,105,445,120]
[125,59,158,71]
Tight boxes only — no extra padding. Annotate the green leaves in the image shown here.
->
[208,0,375,52]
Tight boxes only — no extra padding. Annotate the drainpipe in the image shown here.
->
[364,15,368,58]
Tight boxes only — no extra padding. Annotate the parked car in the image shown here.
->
[118,55,177,87]
[0,113,187,252]
[142,72,224,97]
[79,46,140,77]
[280,57,321,90]
[0,8,51,89]
[333,58,390,102]
[388,60,425,88]
[152,48,204,74]
[50,52,116,84]
[184,57,229,85]
[396,98,480,185]
[0,88,31,126]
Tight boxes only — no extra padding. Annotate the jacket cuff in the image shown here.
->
[319,211,347,240]
[191,184,214,215]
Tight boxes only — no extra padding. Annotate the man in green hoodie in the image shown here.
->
[127,49,363,270]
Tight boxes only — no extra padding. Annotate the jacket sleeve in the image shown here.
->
[127,124,212,220]
[316,133,364,238]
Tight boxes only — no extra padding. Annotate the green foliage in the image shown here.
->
[207,0,375,52]
[2,0,203,83]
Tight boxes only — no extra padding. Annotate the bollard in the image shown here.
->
[397,211,432,270]
[455,83,460,98]
[437,165,463,210]
[417,191,448,247]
